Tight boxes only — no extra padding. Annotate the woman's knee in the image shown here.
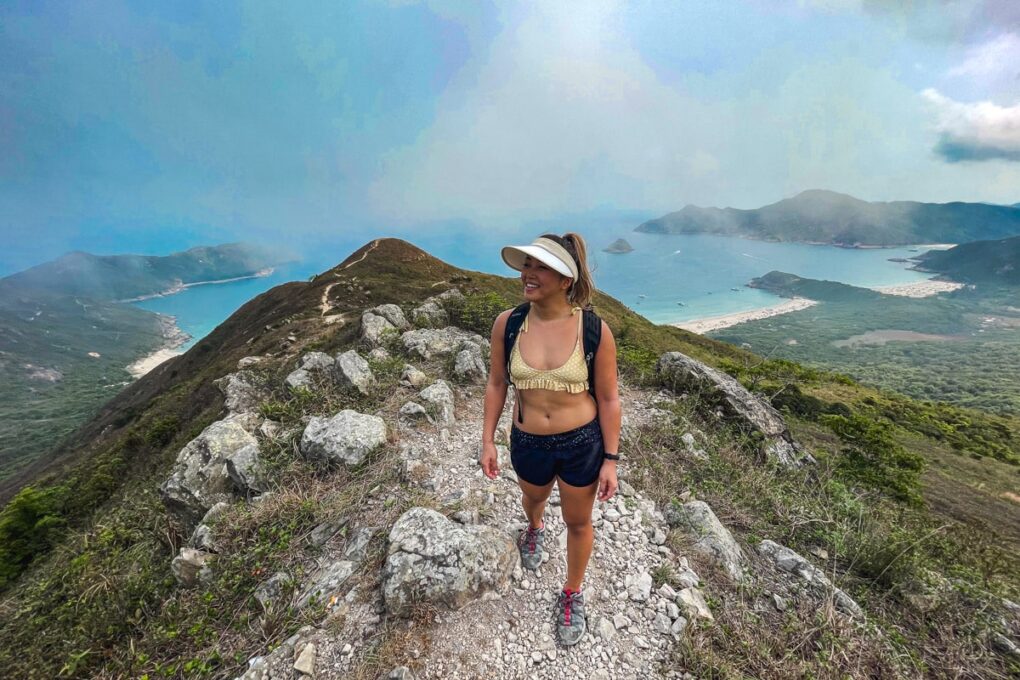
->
[564,517,592,534]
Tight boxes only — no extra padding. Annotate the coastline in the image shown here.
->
[869,280,965,298]
[126,314,191,379]
[672,297,818,334]
[118,267,275,303]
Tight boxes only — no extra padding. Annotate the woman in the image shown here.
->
[479,232,621,647]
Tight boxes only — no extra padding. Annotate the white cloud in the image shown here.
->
[946,32,1020,92]
[922,88,1020,161]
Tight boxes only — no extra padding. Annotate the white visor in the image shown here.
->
[501,240,577,279]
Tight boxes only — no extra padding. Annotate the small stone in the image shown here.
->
[613,613,630,629]
[294,643,316,675]
[666,601,681,620]
[626,572,653,602]
[678,587,714,621]
[658,584,677,600]
[531,651,544,664]
[671,616,689,636]
[772,593,788,611]
[653,612,672,635]
[595,617,616,641]
[634,636,650,649]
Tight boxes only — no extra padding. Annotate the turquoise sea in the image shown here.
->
[134,230,944,350]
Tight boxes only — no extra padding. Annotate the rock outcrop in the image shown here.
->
[667,500,746,582]
[656,352,812,467]
[757,539,863,618]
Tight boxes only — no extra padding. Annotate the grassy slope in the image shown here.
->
[0,238,1016,677]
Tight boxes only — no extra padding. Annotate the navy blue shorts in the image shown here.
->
[510,417,604,488]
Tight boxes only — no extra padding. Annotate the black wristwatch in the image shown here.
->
[603,453,621,461]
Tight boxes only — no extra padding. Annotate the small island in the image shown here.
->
[603,238,634,254]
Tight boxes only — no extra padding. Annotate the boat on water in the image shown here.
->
[730,287,741,291]
[676,301,685,306]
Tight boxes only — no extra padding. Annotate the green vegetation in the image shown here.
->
[715,275,1020,418]
[626,399,1018,678]
[637,188,1020,246]
[913,234,1020,285]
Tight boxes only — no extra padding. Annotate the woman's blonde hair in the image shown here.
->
[539,232,596,309]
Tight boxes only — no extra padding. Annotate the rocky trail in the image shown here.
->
[160,289,893,680]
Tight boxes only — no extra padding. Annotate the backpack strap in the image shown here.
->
[582,308,602,403]
[503,302,530,424]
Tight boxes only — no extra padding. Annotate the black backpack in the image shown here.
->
[503,301,602,424]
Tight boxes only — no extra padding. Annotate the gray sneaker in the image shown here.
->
[517,524,545,571]
[556,589,587,646]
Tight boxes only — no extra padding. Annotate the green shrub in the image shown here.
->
[819,413,925,505]
[446,291,512,337]
[0,485,67,587]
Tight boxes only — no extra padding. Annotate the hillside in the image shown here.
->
[0,239,1016,678]
[912,235,1020,284]
[1,242,279,302]
[636,189,1020,246]
[0,243,277,487]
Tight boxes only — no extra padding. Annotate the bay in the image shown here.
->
[133,230,945,348]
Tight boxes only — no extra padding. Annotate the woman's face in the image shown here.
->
[521,256,571,300]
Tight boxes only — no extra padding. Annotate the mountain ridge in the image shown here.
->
[637,189,1020,246]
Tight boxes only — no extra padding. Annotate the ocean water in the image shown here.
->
[134,230,943,349]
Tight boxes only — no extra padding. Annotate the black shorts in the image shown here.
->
[510,417,604,488]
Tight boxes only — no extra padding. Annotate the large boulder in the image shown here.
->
[160,414,260,530]
[361,311,398,347]
[300,410,388,466]
[400,327,487,360]
[419,380,456,425]
[667,500,746,582]
[333,349,375,395]
[285,352,335,391]
[757,539,863,618]
[368,303,410,330]
[215,372,263,414]
[453,341,487,383]
[656,352,811,467]
[382,507,515,616]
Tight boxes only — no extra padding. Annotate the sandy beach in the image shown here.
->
[870,280,965,298]
[673,297,818,334]
[126,314,191,379]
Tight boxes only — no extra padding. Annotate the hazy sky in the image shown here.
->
[2,0,1019,272]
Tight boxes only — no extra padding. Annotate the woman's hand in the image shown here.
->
[480,442,500,480]
[597,460,618,502]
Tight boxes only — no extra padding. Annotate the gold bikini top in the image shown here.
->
[509,306,589,393]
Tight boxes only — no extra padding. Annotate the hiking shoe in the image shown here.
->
[517,524,545,571]
[556,589,587,646]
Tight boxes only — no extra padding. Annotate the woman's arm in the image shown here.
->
[594,320,620,500]
[480,310,511,478]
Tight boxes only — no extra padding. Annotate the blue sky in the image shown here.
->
[2,0,1019,273]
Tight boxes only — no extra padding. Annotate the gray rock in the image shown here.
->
[343,527,376,562]
[677,587,714,621]
[189,501,230,553]
[309,521,344,548]
[237,356,265,369]
[410,300,448,328]
[171,547,214,588]
[757,539,863,618]
[293,643,316,676]
[382,507,515,616]
[388,666,416,680]
[300,352,335,372]
[300,410,388,466]
[419,380,456,425]
[216,372,263,414]
[453,342,487,383]
[224,442,265,495]
[333,349,375,395]
[361,311,398,347]
[668,500,745,582]
[595,617,616,641]
[653,612,673,635]
[401,327,487,360]
[254,572,293,610]
[284,368,313,390]
[369,304,410,330]
[368,347,390,361]
[626,572,653,602]
[400,364,428,387]
[656,352,810,467]
[670,616,688,636]
[399,401,429,421]
[296,559,357,608]
[161,414,258,530]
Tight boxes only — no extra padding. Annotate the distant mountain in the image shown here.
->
[747,270,886,302]
[0,242,278,486]
[636,189,1020,246]
[912,235,1020,284]
[603,238,634,253]
[1,242,278,302]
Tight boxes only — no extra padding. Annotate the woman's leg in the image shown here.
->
[557,477,599,591]
[517,476,555,529]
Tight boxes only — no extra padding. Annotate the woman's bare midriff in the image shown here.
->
[513,388,598,435]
